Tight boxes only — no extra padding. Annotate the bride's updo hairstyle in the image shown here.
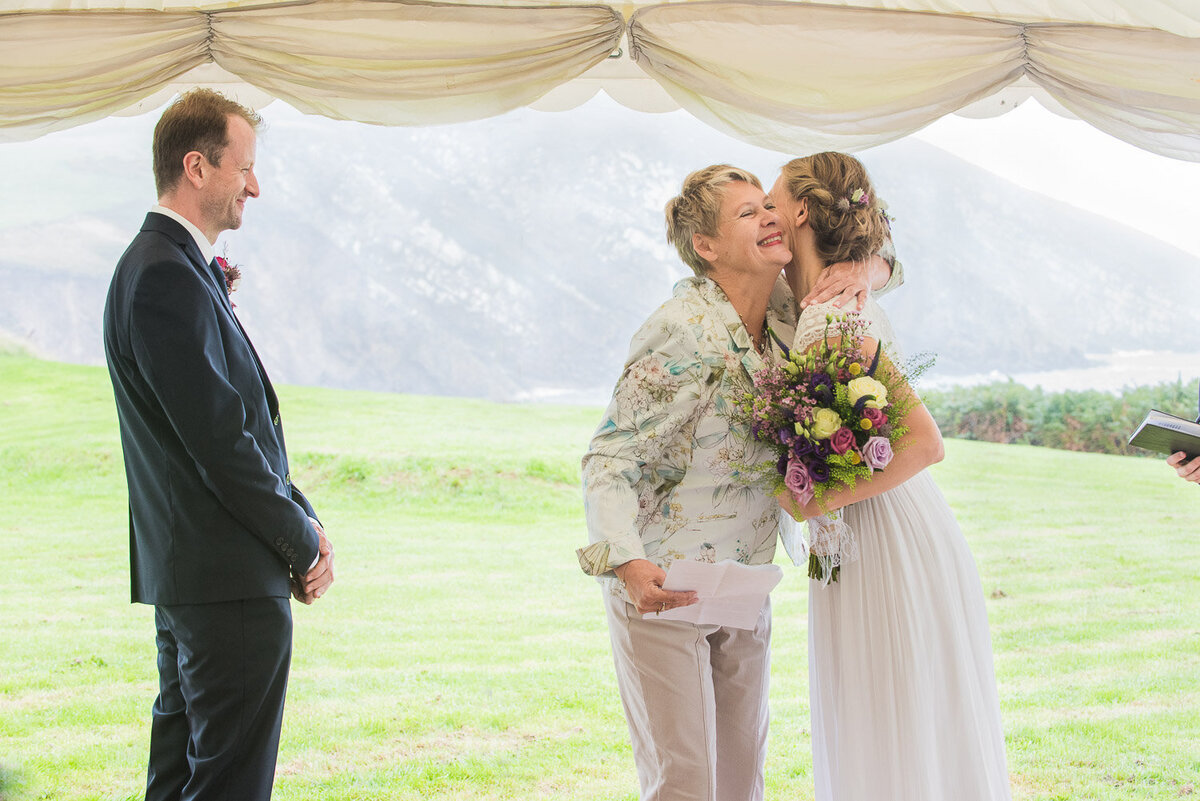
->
[665,164,762,276]
[780,152,888,266]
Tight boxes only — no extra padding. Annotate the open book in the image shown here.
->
[1128,409,1200,458]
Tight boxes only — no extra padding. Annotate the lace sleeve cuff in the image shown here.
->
[807,510,860,585]
[876,240,904,298]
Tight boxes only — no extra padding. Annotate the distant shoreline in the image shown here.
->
[923,349,1200,395]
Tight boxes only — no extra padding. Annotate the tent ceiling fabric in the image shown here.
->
[629,4,1028,153]
[3,0,1199,32]
[628,2,1200,159]
[0,1,624,138]
[2,0,1199,160]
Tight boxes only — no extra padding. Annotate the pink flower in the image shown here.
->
[829,426,855,455]
[862,436,893,471]
[863,406,887,428]
[784,458,815,505]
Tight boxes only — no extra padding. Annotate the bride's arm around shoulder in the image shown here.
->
[782,333,943,521]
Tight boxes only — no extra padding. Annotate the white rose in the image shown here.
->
[811,408,843,440]
[848,376,888,409]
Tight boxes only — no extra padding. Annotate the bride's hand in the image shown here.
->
[799,255,891,311]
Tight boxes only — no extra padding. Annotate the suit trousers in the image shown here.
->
[146,597,293,801]
[604,591,772,801]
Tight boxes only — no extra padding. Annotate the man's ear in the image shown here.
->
[692,231,718,263]
[181,150,206,189]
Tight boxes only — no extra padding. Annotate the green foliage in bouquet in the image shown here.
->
[738,314,932,581]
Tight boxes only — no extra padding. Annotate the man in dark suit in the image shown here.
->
[103,88,334,801]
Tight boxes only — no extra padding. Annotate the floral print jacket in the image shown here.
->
[577,258,904,598]
[577,275,799,597]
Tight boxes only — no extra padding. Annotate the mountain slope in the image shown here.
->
[2,97,1197,401]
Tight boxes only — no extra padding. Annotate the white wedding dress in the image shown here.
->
[793,298,1011,801]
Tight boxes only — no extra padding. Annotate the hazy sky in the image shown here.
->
[8,89,1195,259]
[911,99,1200,259]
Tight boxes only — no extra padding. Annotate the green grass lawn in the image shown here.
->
[1,352,1197,800]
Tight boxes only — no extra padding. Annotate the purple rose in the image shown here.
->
[784,458,814,505]
[863,407,887,429]
[830,426,855,455]
[862,436,893,471]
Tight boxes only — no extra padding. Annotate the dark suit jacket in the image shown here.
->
[103,212,320,605]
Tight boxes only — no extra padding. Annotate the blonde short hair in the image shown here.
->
[779,152,888,266]
[665,164,762,275]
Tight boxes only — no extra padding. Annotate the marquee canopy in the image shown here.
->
[3,0,1199,159]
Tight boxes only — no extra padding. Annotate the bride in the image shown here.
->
[769,152,1011,800]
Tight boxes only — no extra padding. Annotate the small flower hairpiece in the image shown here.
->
[836,188,871,212]
[876,195,895,230]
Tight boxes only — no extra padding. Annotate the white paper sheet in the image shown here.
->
[652,559,784,630]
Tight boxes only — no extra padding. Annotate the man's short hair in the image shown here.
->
[152,88,262,197]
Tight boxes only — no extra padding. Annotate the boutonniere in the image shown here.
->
[215,253,242,306]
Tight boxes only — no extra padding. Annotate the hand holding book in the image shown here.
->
[1128,409,1200,459]
[1167,450,1200,483]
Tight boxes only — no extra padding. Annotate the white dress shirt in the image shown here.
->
[150,204,215,266]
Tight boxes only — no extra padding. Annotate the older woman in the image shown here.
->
[577,164,795,801]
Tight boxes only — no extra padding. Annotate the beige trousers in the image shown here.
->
[604,592,772,801]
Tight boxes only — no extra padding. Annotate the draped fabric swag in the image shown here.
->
[0,1,625,138]
[628,2,1200,159]
[1,0,1198,160]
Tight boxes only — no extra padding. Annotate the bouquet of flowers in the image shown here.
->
[740,313,919,583]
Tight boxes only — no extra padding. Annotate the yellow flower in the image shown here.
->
[848,451,861,464]
[848,362,863,376]
[860,418,873,431]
